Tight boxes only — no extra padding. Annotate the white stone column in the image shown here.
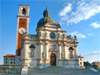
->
[58,44,61,59]
[23,43,28,65]
[74,45,78,59]
[65,46,69,59]
[63,44,66,59]
[74,44,79,68]
[39,42,43,59]
[21,43,28,75]
[45,43,48,59]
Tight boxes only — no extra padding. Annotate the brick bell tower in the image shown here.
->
[16,5,30,56]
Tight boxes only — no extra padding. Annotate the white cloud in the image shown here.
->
[83,50,100,63]
[90,22,100,28]
[69,31,78,35]
[59,0,100,24]
[68,31,86,38]
[87,33,93,36]
[83,50,100,55]
[59,3,72,17]
[77,33,86,38]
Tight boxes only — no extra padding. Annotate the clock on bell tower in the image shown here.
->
[16,5,30,56]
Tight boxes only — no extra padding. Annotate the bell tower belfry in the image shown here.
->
[16,5,30,56]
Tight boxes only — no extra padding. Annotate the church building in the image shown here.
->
[15,5,83,74]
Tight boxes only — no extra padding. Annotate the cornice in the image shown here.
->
[36,23,61,29]
[37,29,66,32]
[23,39,79,45]
[17,15,30,18]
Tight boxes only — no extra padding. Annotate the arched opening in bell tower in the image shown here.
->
[22,8,26,15]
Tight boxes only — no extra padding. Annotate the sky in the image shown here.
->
[0,0,100,65]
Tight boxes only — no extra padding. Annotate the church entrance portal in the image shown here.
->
[50,53,56,66]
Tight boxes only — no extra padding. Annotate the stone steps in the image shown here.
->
[28,66,99,75]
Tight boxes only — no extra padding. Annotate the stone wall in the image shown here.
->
[0,65,22,74]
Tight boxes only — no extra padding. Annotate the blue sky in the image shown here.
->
[0,0,100,64]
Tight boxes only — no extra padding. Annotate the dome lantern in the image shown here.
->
[43,8,50,17]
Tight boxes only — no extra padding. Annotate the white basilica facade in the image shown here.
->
[21,8,80,70]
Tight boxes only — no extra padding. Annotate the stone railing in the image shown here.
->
[0,65,22,74]
[25,35,38,40]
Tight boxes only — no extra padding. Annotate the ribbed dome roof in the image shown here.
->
[37,8,57,28]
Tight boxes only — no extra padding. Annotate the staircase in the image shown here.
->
[28,66,99,75]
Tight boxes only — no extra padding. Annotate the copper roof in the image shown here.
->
[37,8,59,28]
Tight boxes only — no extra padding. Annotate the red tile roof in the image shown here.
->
[4,54,16,57]
[78,55,83,58]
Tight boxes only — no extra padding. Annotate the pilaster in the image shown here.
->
[38,42,43,59]
[58,44,61,59]
[63,44,66,59]
[45,42,48,59]
[74,44,78,59]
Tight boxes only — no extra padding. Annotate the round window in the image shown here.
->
[50,32,56,39]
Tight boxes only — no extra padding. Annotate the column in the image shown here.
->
[21,43,28,75]
[63,44,66,59]
[58,44,61,59]
[65,46,69,59]
[45,43,48,59]
[74,44,78,59]
[39,42,43,59]
[24,44,28,64]
[22,43,28,67]
[74,44,79,68]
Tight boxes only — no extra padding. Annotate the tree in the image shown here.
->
[84,61,91,68]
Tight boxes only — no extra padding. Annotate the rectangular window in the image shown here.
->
[11,62,12,64]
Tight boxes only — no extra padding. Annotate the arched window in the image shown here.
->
[22,8,26,15]
[69,47,74,50]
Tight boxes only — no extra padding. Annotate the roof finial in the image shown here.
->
[46,6,47,10]
[43,6,50,17]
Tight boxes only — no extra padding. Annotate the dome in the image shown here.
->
[37,17,56,27]
[37,8,57,28]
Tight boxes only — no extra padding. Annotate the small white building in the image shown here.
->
[4,54,16,65]
[78,55,84,68]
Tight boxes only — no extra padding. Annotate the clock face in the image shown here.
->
[18,27,26,34]
[50,32,56,39]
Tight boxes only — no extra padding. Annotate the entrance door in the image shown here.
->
[50,53,56,66]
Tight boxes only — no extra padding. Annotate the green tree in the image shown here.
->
[84,61,91,68]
